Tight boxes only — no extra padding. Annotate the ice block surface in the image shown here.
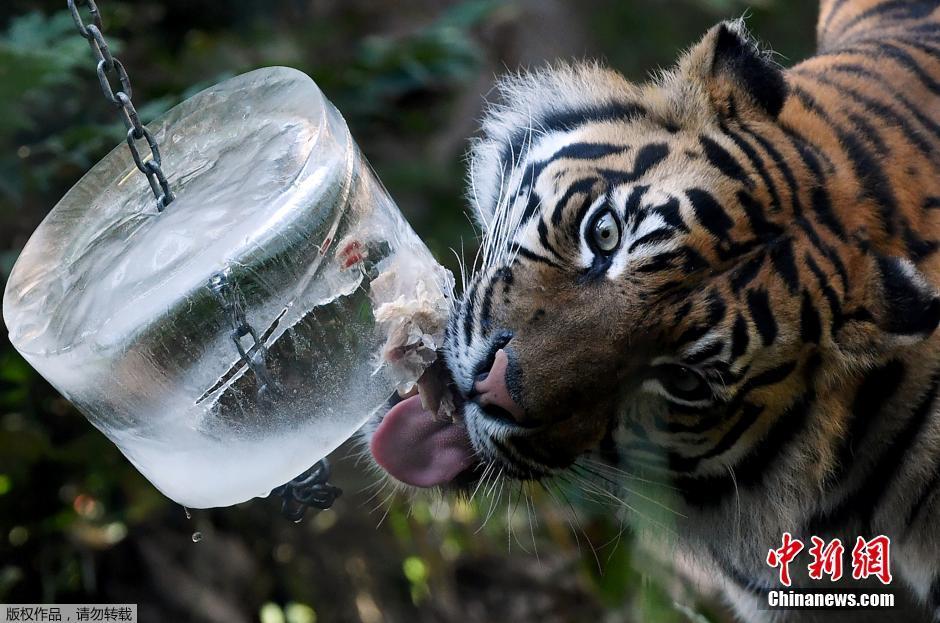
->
[3,67,454,508]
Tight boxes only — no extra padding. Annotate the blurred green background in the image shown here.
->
[0,1,818,621]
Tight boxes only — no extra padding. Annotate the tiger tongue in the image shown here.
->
[370,395,476,488]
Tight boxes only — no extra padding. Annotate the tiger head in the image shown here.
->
[370,21,940,495]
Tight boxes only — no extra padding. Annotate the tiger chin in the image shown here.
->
[363,3,940,621]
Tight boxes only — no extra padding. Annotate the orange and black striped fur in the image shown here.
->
[429,2,940,620]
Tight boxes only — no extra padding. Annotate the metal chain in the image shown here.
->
[209,271,279,402]
[271,460,342,521]
[68,0,175,211]
[211,269,342,519]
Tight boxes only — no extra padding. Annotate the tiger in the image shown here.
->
[364,1,940,621]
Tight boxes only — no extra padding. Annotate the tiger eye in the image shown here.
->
[592,211,620,253]
[661,365,704,394]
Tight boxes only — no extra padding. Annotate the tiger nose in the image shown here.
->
[473,349,526,424]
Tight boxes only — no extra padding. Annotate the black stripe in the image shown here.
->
[800,290,822,344]
[903,224,939,263]
[791,84,901,237]
[769,237,799,294]
[737,191,783,241]
[825,61,940,148]
[813,374,940,535]
[831,361,906,484]
[477,271,502,336]
[718,121,782,214]
[552,177,598,225]
[730,252,765,294]
[706,290,727,325]
[731,314,750,361]
[500,103,647,180]
[838,0,939,34]
[552,141,630,161]
[650,197,687,232]
[841,40,940,94]
[898,36,940,61]
[462,280,480,345]
[679,385,817,506]
[489,436,556,475]
[697,403,764,461]
[798,69,934,157]
[686,188,734,241]
[739,122,805,219]
[779,124,846,239]
[673,300,693,326]
[669,362,798,473]
[514,245,563,270]
[668,403,764,472]
[628,228,674,254]
[735,360,798,398]
[536,218,563,260]
[746,289,778,346]
[681,247,709,274]
[597,143,670,187]
[733,368,818,489]
[820,0,852,45]
[740,120,852,279]
[700,135,753,187]
[635,249,683,274]
[804,252,844,332]
[798,214,849,291]
[845,109,889,153]
[924,197,940,210]
[675,323,710,349]
[624,185,651,236]
[571,192,607,240]
[520,184,543,228]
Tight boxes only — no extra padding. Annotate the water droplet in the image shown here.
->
[191,531,202,543]
[183,506,191,520]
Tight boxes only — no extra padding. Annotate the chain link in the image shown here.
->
[209,271,279,402]
[68,0,174,211]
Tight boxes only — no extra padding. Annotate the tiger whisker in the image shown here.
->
[507,485,533,554]
[572,473,680,537]
[572,464,687,518]
[555,473,604,574]
[360,477,392,508]
[524,483,541,564]
[468,461,494,504]
[578,457,685,492]
[477,468,505,533]
[373,491,396,528]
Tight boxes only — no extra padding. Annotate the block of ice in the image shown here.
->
[2,67,454,508]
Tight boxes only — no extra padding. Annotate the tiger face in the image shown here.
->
[437,22,940,487]
[368,20,940,499]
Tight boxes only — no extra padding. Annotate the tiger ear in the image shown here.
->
[688,21,788,119]
[838,253,940,353]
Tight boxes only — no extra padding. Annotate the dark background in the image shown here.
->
[0,1,817,621]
